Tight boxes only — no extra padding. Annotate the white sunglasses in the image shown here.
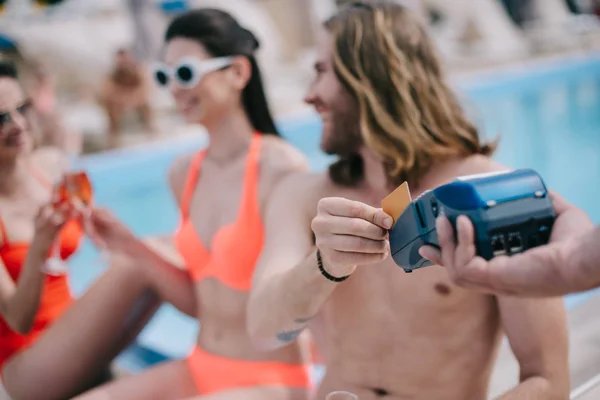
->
[152,56,233,89]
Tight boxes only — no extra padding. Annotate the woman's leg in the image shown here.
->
[76,368,309,400]
[72,360,197,400]
[2,255,162,400]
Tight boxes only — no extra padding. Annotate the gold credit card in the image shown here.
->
[381,182,412,223]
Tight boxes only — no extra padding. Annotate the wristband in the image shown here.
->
[316,249,351,283]
[41,246,68,276]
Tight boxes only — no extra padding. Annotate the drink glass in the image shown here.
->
[326,392,359,400]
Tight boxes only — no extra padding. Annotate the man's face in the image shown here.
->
[304,30,361,156]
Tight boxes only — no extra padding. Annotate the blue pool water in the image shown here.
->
[69,54,600,370]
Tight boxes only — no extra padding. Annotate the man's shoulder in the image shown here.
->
[277,170,329,196]
[272,171,334,210]
[454,154,507,176]
[260,136,308,174]
[421,155,507,191]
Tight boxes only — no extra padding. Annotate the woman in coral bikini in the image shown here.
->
[76,9,311,399]
[0,61,85,394]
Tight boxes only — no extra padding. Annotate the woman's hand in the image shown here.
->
[31,203,73,252]
[87,208,140,255]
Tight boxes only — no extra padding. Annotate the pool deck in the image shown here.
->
[489,291,600,397]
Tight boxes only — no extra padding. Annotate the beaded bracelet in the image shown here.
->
[316,249,351,283]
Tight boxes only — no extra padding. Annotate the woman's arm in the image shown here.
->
[0,205,68,333]
[124,237,197,317]
[89,209,197,317]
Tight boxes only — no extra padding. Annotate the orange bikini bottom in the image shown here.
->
[186,346,312,394]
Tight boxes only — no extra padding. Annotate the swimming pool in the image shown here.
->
[69,53,600,371]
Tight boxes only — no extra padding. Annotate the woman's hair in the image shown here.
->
[325,1,496,187]
[165,9,279,136]
[0,61,18,79]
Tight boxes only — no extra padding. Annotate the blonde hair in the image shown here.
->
[325,1,496,187]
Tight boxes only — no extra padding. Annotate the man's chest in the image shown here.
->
[325,262,495,336]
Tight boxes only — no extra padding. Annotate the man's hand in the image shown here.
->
[419,192,594,296]
[311,197,393,277]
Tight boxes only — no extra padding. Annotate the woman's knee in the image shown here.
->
[106,253,150,285]
[1,359,48,400]
[2,353,113,400]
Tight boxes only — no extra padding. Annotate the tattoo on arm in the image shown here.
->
[276,327,305,343]
[275,315,316,343]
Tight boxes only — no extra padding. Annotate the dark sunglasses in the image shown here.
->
[152,56,233,89]
[0,100,32,126]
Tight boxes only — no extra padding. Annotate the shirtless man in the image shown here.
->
[100,49,155,148]
[247,2,572,399]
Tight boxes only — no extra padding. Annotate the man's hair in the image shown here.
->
[0,61,18,79]
[325,1,496,187]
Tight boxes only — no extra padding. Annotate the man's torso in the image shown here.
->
[301,155,508,399]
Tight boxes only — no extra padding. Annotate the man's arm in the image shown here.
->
[248,174,391,351]
[495,295,569,399]
[247,175,337,351]
[569,225,600,291]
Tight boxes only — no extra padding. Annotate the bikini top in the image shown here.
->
[174,134,265,291]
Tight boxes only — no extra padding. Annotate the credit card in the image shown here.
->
[381,182,412,223]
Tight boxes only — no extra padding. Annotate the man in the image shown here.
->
[419,200,597,296]
[100,48,155,148]
[247,2,573,399]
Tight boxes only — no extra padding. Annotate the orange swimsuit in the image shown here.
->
[0,171,83,369]
[174,134,311,394]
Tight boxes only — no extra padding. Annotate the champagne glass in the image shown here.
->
[41,182,70,276]
[43,170,107,274]
[67,158,109,266]
[64,171,112,268]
